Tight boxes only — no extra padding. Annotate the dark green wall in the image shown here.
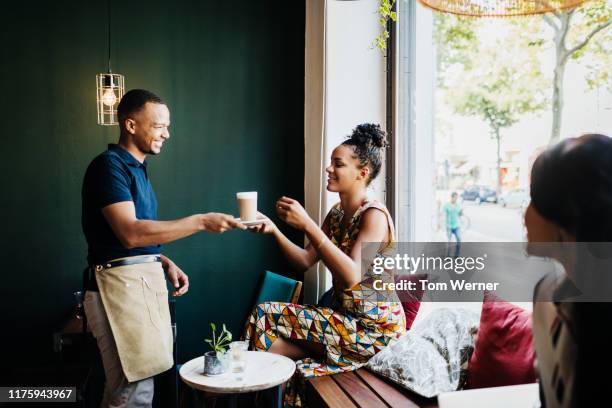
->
[0,0,304,369]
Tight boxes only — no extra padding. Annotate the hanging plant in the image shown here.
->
[375,0,397,53]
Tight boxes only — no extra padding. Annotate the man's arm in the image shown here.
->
[102,201,245,248]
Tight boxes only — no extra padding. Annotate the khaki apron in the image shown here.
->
[95,258,174,382]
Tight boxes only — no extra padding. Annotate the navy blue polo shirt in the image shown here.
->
[82,144,161,266]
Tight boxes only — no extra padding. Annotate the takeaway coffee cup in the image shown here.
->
[236,192,257,222]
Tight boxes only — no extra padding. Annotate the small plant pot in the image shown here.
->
[203,350,228,376]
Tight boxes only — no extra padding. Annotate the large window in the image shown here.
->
[394,0,612,243]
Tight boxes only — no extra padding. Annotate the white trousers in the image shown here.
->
[84,291,155,408]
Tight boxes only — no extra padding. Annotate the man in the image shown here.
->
[444,192,462,256]
[82,89,244,407]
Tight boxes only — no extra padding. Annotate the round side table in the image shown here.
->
[180,351,296,407]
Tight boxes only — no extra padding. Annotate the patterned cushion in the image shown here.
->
[367,308,479,397]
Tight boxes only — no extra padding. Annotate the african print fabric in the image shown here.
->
[243,200,406,406]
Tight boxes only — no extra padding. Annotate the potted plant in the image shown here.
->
[203,322,232,375]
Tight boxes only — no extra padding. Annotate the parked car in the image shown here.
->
[461,185,497,204]
[498,188,530,208]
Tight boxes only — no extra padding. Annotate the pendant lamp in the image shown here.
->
[96,0,124,125]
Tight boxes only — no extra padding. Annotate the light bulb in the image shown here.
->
[102,89,117,107]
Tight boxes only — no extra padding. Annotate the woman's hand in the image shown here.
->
[276,197,314,231]
[249,212,278,235]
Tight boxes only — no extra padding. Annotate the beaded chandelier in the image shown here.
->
[416,0,590,17]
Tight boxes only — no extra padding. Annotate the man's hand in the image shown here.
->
[161,255,189,297]
[201,213,247,233]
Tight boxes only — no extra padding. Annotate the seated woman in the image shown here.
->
[525,133,612,407]
[244,123,405,406]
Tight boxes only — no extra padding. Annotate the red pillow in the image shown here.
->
[467,292,536,389]
[394,274,426,330]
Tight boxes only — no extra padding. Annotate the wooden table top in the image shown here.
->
[179,351,296,394]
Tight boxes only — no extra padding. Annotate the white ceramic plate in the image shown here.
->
[235,216,266,226]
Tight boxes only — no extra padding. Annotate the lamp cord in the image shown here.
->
[107,0,112,73]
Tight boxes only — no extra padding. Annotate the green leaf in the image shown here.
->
[204,321,234,352]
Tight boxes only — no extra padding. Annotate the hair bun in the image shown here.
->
[341,123,387,185]
[351,123,387,148]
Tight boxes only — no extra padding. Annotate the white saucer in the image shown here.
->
[235,216,266,226]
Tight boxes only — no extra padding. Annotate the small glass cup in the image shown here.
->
[229,341,249,375]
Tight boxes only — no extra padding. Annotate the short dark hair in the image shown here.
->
[342,123,388,185]
[530,133,612,241]
[117,89,165,127]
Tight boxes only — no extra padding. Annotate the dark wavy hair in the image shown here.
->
[530,133,612,242]
[342,123,388,185]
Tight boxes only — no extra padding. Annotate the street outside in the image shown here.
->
[421,200,531,323]
[435,200,526,242]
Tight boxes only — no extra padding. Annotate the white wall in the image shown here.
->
[325,0,388,210]
[304,0,388,301]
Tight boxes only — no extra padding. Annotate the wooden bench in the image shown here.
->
[306,368,438,408]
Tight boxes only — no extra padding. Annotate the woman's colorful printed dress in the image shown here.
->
[244,200,406,406]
